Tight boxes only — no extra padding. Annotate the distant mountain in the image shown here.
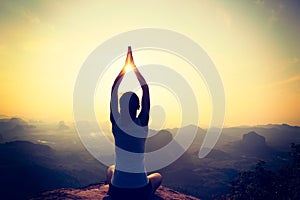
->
[0,117,28,129]
[242,131,273,155]
[205,149,232,160]
[251,124,300,150]
[1,117,299,199]
[0,118,35,142]
[2,116,299,151]
[0,141,79,199]
[228,131,275,158]
[221,124,300,151]
[146,130,173,152]
[58,121,69,130]
[241,131,268,151]
[145,130,186,168]
[166,125,206,154]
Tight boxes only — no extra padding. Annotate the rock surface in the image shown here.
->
[32,183,200,200]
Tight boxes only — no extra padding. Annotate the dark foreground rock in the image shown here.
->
[32,183,200,200]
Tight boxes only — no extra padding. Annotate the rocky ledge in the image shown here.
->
[32,183,200,200]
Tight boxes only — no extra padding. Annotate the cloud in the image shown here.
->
[0,43,6,52]
[222,11,232,29]
[279,75,300,85]
[270,74,300,88]
[268,9,278,25]
[253,0,265,6]
[279,57,300,72]
[267,3,285,27]
[288,57,299,65]
[216,8,232,29]
[20,8,40,25]
[266,56,300,89]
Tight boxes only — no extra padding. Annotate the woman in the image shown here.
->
[107,47,162,200]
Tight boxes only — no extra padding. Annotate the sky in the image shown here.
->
[0,0,299,128]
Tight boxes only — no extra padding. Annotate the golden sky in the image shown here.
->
[0,0,299,127]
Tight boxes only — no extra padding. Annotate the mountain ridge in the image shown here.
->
[1,117,299,199]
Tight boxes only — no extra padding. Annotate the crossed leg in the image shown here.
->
[147,172,163,193]
[106,165,163,194]
[106,165,115,185]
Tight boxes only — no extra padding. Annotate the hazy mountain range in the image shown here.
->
[0,117,299,199]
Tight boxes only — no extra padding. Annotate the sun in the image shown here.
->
[125,64,133,73]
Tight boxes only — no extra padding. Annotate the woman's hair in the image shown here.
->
[119,92,140,119]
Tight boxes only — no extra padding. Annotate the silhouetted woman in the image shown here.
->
[107,47,162,200]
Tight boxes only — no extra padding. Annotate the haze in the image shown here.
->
[0,0,299,127]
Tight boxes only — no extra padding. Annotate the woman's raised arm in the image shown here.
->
[110,67,125,125]
[133,65,150,126]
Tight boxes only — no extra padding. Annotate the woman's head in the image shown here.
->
[120,92,140,119]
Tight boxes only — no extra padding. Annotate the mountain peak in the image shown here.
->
[242,131,266,145]
[32,183,200,200]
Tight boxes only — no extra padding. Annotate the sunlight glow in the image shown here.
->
[125,64,133,73]
[0,1,299,126]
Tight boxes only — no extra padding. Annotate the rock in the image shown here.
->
[32,183,200,200]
